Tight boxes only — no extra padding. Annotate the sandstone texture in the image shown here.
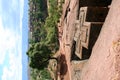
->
[80,0,120,80]
[58,0,120,80]
[58,0,79,80]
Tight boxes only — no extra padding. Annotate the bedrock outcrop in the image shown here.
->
[58,0,120,80]
[80,0,120,80]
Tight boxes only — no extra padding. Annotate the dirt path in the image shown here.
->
[58,0,80,80]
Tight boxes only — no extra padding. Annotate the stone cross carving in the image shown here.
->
[74,7,109,59]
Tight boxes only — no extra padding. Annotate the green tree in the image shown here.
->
[27,0,64,79]
[27,42,57,70]
[40,69,52,80]
[30,68,52,80]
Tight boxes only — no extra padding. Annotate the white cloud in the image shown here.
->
[20,0,24,33]
[0,0,24,80]
[0,0,2,13]
[0,18,22,80]
[2,52,22,80]
[0,18,21,64]
[0,18,9,64]
[11,0,19,11]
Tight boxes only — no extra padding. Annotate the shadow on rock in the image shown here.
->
[59,54,68,77]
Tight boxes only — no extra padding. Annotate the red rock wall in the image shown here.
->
[58,0,79,80]
[80,0,120,80]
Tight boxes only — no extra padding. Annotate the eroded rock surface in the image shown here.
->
[58,0,120,80]
[58,0,79,80]
[80,0,120,80]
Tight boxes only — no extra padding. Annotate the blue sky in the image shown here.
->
[0,0,28,80]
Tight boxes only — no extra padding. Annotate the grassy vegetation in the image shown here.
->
[30,68,52,80]
[28,0,64,79]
